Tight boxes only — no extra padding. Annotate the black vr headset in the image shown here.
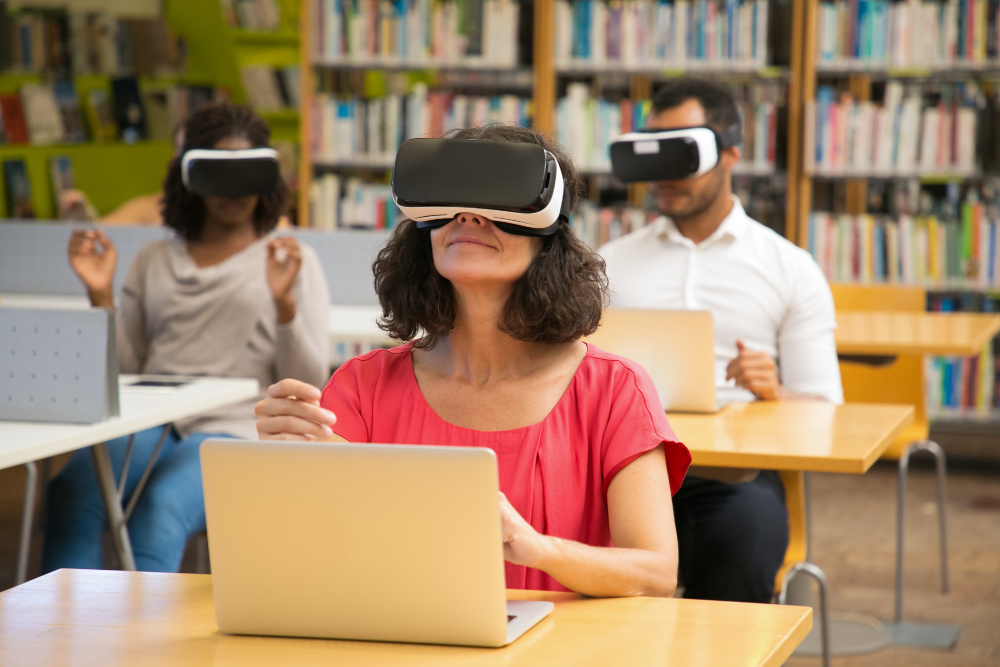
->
[181,148,281,198]
[391,138,570,237]
[609,124,741,183]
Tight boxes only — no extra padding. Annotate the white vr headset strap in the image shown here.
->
[393,151,566,230]
[616,128,720,178]
[180,147,281,191]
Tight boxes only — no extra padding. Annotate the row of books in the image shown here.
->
[0,78,221,146]
[3,153,79,219]
[241,65,301,111]
[311,0,521,68]
[925,291,1000,413]
[816,0,1000,68]
[805,81,979,175]
[309,173,401,230]
[554,0,769,70]
[312,84,531,163]
[555,81,781,174]
[219,0,283,31]
[0,7,184,76]
[570,201,659,249]
[808,202,1000,285]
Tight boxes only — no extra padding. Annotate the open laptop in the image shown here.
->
[584,308,718,413]
[200,440,554,647]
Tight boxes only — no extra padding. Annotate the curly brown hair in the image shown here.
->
[373,124,609,349]
[161,103,288,241]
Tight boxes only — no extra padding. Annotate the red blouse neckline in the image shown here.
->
[400,340,597,435]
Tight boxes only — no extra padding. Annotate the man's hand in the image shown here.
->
[725,340,786,401]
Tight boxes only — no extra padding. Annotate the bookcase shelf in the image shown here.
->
[554,63,786,76]
[807,169,981,181]
[312,58,529,73]
[229,29,300,46]
[581,163,779,178]
[816,61,1000,75]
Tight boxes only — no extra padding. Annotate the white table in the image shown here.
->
[1,375,259,583]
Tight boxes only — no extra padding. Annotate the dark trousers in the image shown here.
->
[672,470,789,603]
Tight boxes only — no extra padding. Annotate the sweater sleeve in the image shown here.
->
[115,244,150,374]
[273,244,330,388]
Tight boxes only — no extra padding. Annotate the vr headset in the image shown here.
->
[391,138,570,237]
[609,124,741,183]
[181,148,281,198]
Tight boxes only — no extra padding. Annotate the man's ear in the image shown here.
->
[721,146,741,170]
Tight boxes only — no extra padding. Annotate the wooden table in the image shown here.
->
[835,311,1000,356]
[669,401,915,474]
[0,570,812,667]
[668,401,915,659]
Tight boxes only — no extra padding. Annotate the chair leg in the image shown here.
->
[895,440,949,624]
[780,562,831,667]
[16,461,39,586]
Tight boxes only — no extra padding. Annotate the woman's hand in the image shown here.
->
[68,229,116,307]
[255,379,340,441]
[266,236,302,324]
[499,492,551,569]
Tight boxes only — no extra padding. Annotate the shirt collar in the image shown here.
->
[655,195,749,247]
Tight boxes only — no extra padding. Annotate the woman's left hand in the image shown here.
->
[267,236,302,324]
[499,492,551,569]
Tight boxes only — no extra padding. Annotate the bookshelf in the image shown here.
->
[794,0,1000,432]
[298,0,535,229]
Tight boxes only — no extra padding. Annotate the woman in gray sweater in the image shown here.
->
[42,104,329,573]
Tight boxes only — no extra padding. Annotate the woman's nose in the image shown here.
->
[455,211,488,226]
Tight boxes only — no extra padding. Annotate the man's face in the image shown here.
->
[644,99,740,222]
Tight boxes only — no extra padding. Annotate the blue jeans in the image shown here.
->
[41,427,232,573]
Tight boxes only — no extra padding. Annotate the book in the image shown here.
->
[21,83,65,146]
[111,77,148,143]
[82,88,118,142]
[0,93,29,144]
[49,154,84,219]
[53,78,86,144]
[3,159,35,218]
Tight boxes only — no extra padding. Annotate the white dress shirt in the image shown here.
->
[599,197,843,406]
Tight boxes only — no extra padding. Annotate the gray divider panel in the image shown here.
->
[0,307,120,424]
[0,221,387,307]
[0,222,168,296]
[289,229,388,306]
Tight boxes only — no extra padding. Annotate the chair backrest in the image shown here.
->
[829,283,926,312]
[829,283,928,447]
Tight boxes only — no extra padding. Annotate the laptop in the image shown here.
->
[200,440,554,647]
[584,308,718,413]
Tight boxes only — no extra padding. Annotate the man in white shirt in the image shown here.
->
[600,78,843,603]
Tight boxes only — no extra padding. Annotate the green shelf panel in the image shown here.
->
[0,141,174,220]
[228,29,300,47]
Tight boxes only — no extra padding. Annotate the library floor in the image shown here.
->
[1,457,998,666]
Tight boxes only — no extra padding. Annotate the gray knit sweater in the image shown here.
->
[117,235,330,439]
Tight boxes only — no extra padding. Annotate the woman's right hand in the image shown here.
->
[255,379,340,441]
[68,229,116,307]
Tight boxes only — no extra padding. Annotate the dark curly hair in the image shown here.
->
[373,124,609,349]
[162,103,288,241]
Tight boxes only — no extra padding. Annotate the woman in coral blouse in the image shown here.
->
[255,125,691,597]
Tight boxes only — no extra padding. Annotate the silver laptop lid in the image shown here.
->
[201,440,509,646]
